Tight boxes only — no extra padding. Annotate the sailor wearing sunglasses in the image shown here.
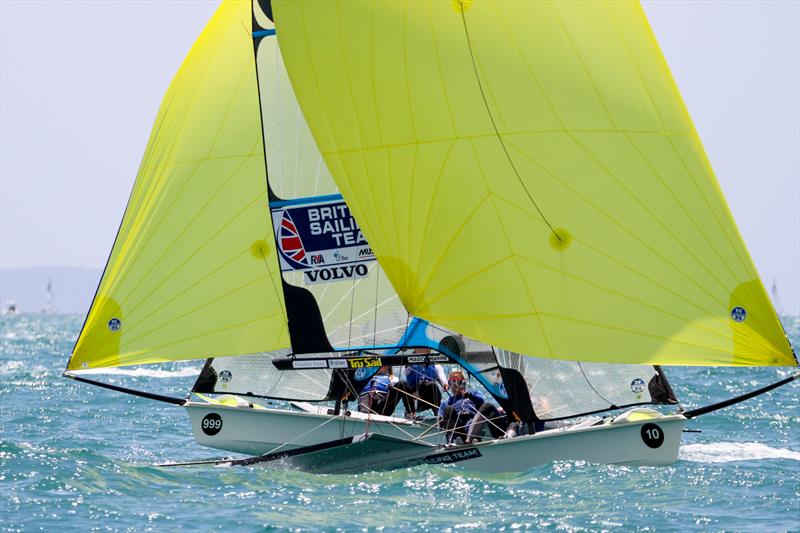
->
[438,370,485,444]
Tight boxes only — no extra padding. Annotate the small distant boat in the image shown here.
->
[65,1,797,474]
[2,300,17,316]
[41,277,56,315]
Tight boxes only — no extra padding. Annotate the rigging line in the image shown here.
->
[364,391,373,435]
[342,372,434,442]
[259,249,286,316]
[470,411,507,439]
[411,421,442,441]
[392,384,440,412]
[347,274,357,350]
[356,397,429,442]
[459,7,561,242]
[576,361,616,407]
[372,263,380,347]
[259,414,342,457]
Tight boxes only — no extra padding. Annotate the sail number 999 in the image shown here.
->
[640,423,664,448]
[201,413,223,436]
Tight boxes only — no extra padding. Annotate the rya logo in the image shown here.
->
[730,306,747,323]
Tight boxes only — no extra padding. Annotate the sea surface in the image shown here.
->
[1,315,798,532]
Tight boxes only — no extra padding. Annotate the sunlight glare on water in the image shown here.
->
[1,315,798,531]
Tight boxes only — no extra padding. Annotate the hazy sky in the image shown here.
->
[1,1,798,315]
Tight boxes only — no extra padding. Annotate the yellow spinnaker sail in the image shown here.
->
[273,0,795,366]
[68,1,289,370]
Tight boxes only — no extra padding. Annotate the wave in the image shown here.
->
[78,367,201,378]
[0,360,50,376]
[680,442,800,463]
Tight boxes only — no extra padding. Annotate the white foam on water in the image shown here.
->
[78,367,201,378]
[680,442,800,463]
[0,360,49,376]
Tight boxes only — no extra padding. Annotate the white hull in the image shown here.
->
[438,414,685,472]
[185,400,685,471]
[184,401,441,455]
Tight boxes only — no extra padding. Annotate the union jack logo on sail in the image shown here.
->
[279,211,308,267]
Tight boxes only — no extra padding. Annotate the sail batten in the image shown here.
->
[273,0,795,367]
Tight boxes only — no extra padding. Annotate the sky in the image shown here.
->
[1,1,798,315]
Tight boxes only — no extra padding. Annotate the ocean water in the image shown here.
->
[1,315,798,532]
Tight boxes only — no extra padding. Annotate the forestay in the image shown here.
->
[273,0,795,367]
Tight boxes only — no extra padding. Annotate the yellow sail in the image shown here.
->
[68,1,289,371]
[273,0,795,366]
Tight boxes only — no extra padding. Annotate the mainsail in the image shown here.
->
[272,0,796,367]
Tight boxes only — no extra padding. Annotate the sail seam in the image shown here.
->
[546,3,618,130]
[500,136,730,310]
[119,156,261,317]
[333,2,394,258]
[470,140,553,356]
[320,129,687,157]
[622,132,740,288]
[569,130,734,295]
[119,262,277,347]
[116,43,261,304]
[604,7,748,286]
[459,7,560,241]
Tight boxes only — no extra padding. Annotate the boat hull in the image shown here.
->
[275,415,685,474]
[185,402,684,471]
[184,401,439,455]
[435,414,685,472]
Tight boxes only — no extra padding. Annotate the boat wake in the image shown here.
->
[680,442,800,463]
[79,367,201,379]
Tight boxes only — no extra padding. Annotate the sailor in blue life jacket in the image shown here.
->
[357,365,401,416]
[396,348,448,420]
[438,370,486,444]
[463,370,510,443]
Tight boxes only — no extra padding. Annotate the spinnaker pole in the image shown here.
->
[683,372,799,419]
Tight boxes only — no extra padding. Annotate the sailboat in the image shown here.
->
[65,0,797,473]
[41,277,56,315]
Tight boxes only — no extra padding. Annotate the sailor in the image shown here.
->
[465,403,509,444]
[357,366,401,416]
[438,370,485,444]
[398,347,448,420]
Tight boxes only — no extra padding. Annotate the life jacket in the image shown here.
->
[406,365,439,389]
[439,390,485,416]
[360,373,391,395]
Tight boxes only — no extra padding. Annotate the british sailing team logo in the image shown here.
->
[273,200,375,284]
[278,210,309,269]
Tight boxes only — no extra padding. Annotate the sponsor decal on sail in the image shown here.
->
[272,200,375,284]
